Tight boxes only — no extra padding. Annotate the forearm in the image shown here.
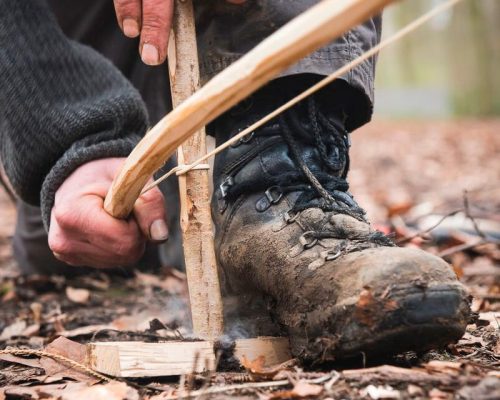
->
[0,0,148,226]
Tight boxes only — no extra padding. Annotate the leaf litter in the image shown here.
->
[0,120,499,398]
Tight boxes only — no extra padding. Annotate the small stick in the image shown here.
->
[167,0,224,339]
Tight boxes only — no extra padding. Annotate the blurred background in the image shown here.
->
[0,1,498,397]
[375,0,500,118]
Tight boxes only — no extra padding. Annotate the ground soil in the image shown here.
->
[0,119,498,399]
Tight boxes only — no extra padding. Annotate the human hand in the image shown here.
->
[113,0,247,66]
[48,158,168,268]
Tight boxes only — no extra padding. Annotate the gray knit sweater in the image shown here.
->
[0,0,148,228]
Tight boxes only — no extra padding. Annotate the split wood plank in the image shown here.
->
[104,0,395,218]
[87,337,291,378]
[167,0,223,340]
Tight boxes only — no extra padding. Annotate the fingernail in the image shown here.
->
[141,43,159,65]
[150,219,169,241]
[122,18,139,38]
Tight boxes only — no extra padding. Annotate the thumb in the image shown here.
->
[133,187,169,242]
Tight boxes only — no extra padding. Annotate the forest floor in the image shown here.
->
[0,119,499,399]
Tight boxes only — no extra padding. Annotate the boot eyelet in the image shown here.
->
[325,249,342,261]
[265,186,283,205]
[231,131,256,148]
[219,176,234,199]
[284,211,299,224]
[300,231,318,249]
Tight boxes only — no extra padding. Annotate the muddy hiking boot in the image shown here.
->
[210,78,471,363]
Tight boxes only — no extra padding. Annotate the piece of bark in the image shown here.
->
[41,336,99,384]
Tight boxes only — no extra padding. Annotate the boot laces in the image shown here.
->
[279,98,394,249]
[279,97,366,221]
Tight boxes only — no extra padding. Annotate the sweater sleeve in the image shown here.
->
[0,0,148,228]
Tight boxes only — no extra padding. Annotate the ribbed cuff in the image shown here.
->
[40,135,140,231]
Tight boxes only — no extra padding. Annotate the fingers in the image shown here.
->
[133,187,169,242]
[47,158,157,269]
[49,195,146,268]
[114,0,173,65]
[114,0,142,38]
[140,0,173,65]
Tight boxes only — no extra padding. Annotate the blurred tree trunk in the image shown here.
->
[450,0,500,116]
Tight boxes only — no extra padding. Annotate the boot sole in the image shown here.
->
[293,284,471,362]
[337,285,470,358]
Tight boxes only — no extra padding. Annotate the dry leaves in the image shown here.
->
[66,286,91,304]
[241,355,296,381]
[361,384,401,399]
[0,320,26,340]
[264,381,323,399]
[40,336,99,384]
[1,382,138,400]
[135,270,187,295]
[60,381,139,400]
[424,360,464,375]
[0,353,42,369]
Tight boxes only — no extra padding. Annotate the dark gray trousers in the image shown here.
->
[13,0,381,274]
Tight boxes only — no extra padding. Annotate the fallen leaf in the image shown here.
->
[424,360,463,375]
[407,384,424,397]
[458,332,487,347]
[30,302,43,324]
[477,312,500,328]
[241,355,295,381]
[60,381,139,400]
[429,388,451,399]
[265,380,323,399]
[361,384,400,399]
[0,353,43,369]
[59,324,112,338]
[0,320,27,340]
[111,308,175,331]
[135,271,187,295]
[387,201,413,217]
[292,381,324,397]
[22,323,41,337]
[3,383,70,399]
[66,287,90,304]
[241,354,265,373]
[40,336,99,384]
[458,376,500,400]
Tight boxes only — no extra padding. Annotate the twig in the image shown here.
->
[396,209,462,245]
[90,328,181,342]
[463,190,488,240]
[168,372,336,399]
[438,239,487,258]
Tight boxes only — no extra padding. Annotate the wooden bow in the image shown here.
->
[103,0,395,218]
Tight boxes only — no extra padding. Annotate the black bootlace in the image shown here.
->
[278,98,366,221]
[279,99,394,247]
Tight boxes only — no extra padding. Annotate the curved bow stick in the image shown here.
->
[104,0,395,218]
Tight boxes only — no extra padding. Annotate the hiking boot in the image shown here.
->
[210,79,471,362]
